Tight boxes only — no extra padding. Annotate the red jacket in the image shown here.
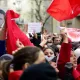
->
[8,70,23,80]
[57,43,80,80]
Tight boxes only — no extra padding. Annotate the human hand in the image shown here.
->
[16,39,24,48]
[60,28,67,39]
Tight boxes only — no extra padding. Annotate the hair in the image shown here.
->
[43,47,58,56]
[52,37,59,42]
[2,60,11,80]
[43,47,54,52]
[0,9,5,16]
[0,60,7,70]
[0,60,10,80]
[7,46,41,71]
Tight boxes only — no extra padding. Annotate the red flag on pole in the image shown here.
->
[69,0,80,18]
[6,10,34,54]
[47,0,80,21]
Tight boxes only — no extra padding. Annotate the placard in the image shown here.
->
[28,23,42,33]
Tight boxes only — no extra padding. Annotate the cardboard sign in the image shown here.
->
[28,23,42,33]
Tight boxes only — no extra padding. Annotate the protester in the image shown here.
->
[57,30,80,80]
[7,46,45,80]
[0,54,13,80]
[50,37,60,56]
[43,47,57,62]
[20,63,59,80]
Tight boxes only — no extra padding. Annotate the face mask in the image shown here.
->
[45,54,55,62]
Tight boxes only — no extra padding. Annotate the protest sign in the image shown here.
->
[28,23,42,33]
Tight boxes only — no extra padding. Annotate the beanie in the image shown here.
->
[20,63,58,80]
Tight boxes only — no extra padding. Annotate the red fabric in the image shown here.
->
[6,10,34,54]
[68,38,72,43]
[47,0,80,21]
[69,0,80,18]
[8,70,23,80]
[57,43,80,79]
[47,0,72,21]
[77,64,80,74]
[72,69,80,79]
[57,43,72,79]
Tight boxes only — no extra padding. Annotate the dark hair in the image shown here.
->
[52,37,59,42]
[43,47,55,55]
[0,9,5,16]
[7,46,41,71]
[43,47,54,52]
[43,47,58,56]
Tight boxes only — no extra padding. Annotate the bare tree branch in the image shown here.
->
[34,0,50,27]
[35,14,40,21]
[43,15,50,27]
[34,0,39,6]
[34,0,42,21]
[35,9,42,21]
[39,0,42,6]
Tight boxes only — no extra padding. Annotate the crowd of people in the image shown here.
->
[0,9,80,80]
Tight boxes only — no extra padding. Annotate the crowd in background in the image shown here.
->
[0,9,80,80]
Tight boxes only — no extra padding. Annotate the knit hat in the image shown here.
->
[0,54,13,60]
[20,63,58,80]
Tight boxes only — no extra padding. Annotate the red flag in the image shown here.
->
[69,0,80,18]
[6,10,34,54]
[47,0,80,21]
[47,0,72,21]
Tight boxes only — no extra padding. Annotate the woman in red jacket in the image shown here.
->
[57,31,80,80]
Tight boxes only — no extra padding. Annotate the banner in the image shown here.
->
[60,27,80,42]
[67,28,80,42]
[28,23,42,33]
